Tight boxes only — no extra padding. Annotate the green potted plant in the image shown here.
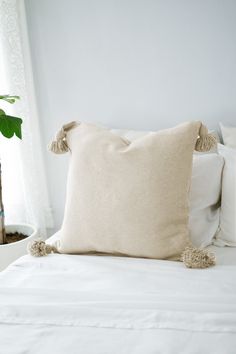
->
[0,95,38,270]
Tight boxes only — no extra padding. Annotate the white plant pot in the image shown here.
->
[0,223,38,271]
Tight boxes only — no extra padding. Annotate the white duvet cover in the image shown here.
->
[0,245,236,354]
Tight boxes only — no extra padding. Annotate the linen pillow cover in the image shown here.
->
[112,129,223,248]
[47,121,215,261]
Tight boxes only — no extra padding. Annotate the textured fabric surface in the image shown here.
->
[112,129,223,248]
[1,252,236,354]
[214,144,236,246]
[58,121,202,259]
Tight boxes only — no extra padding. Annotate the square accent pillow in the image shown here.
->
[46,121,215,262]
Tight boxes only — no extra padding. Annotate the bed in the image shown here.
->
[0,234,236,354]
[1,124,235,353]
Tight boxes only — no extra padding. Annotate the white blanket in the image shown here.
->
[0,249,236,354]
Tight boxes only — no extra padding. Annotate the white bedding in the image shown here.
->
[0,241,236,354]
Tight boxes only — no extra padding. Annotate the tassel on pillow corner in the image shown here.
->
[27,239,57,257]
[181,246,216,269]
[195,122,217,152]
[48,121,79,154]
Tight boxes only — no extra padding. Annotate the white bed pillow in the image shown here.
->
[214,144,236,246]
[189,153,223,247]
[113,129,223,248]
[220,123,236,149]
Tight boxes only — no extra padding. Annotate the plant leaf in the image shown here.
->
[0,115,23,139]
[0,109,5,115]
[0,95,20,104]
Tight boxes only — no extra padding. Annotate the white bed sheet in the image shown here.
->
[0,235,236,354]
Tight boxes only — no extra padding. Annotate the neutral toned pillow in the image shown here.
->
[220,123,236,149]
[112,129,223,248]
[47,121,215,261]
[214,144,236,246]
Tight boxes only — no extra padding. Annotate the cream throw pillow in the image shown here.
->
[47,121,216,261]
[112,129,223,248]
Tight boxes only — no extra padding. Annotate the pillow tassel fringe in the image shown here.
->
[181,246,216,269]
[48,121,78,154]
[195,123,217,152]
[27,242,217,269]
[27,240,57,257]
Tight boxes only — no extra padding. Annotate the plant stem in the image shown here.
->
[0,161,6,244]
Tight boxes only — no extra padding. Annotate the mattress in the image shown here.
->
[0,234,236,354]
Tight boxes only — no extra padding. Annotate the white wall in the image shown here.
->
[25,0,236,233]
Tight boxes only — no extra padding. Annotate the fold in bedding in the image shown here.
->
[0,253,236,333]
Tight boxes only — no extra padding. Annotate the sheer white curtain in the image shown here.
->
[0,0,54,236]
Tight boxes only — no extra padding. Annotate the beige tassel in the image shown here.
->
[27,240,57,257]
[48,121,78,154]
[195,123,217,152]
[181,246,216,269]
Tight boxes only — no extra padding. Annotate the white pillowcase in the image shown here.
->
[214,144,236,246]
[220,123,236,149]
[112,129,223,248]
[189,153,224,247]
